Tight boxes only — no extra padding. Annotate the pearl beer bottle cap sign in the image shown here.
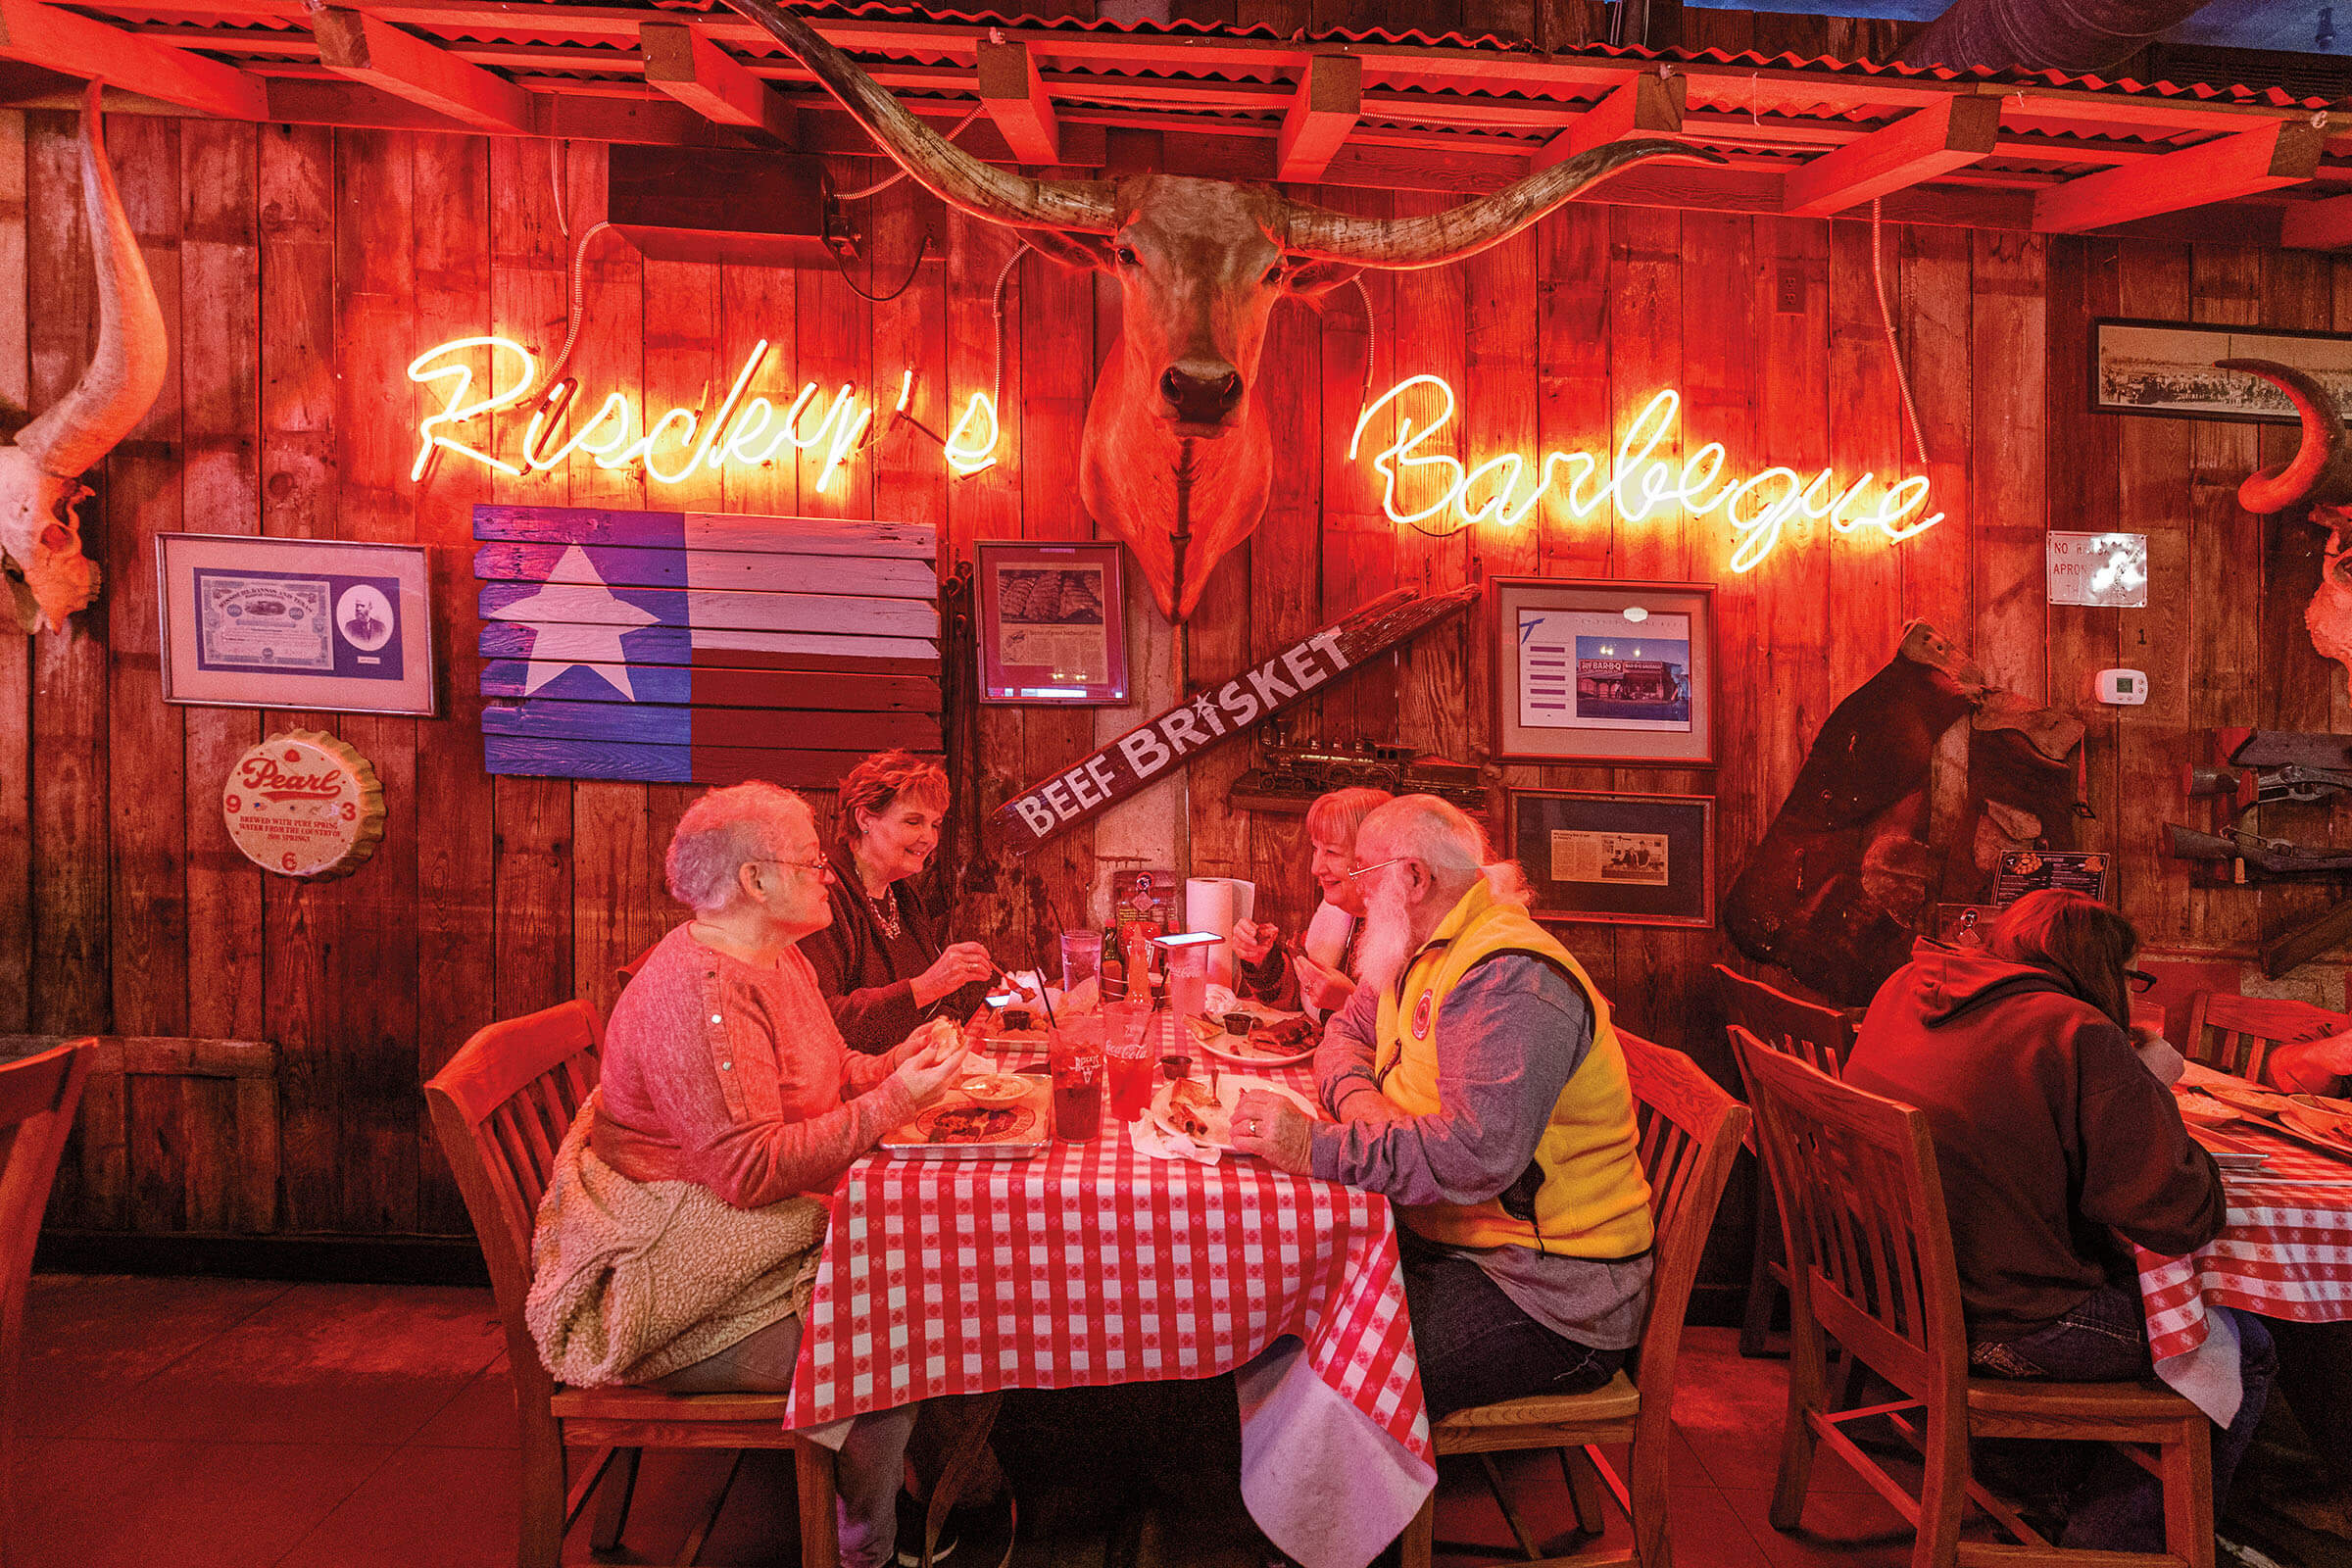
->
[222,730,386,879]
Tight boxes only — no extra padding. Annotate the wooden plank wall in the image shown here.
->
[0,2,2342,1243]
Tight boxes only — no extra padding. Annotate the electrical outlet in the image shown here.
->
[1775,264,1805,314]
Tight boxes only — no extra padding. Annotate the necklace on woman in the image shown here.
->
[858,871,905,941]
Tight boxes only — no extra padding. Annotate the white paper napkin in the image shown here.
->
[1127,1113,1220,1165]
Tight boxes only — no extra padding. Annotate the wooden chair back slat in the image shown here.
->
[1731,1026,1967,1408]
[1,1042,95,1568]
[1714,963,1856,1077]
[1616,1032,1751,1423]
[2183,991,2344,1082]
[424,1001,607,1431]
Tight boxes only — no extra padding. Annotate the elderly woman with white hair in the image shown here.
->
[526,781,971,1568]
[1231,795,1654,1419]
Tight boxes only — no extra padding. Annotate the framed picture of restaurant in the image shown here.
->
[975,539,1131,706]
[1508,789,1716,929]
[155,532,437,716]
[2089,318,2352,423]
[1491,577,1715,765]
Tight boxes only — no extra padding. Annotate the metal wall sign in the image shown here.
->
[986,586,1479,853]
[222,731,385,880]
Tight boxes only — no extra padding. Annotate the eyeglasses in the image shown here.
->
[756,854,835,882]
[1345,856,1414,884]
[2126,969,2158,995]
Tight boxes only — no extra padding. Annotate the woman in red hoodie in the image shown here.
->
[1844,891,2277,1555]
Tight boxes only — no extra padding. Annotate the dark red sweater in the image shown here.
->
[1844,942,2225,1342]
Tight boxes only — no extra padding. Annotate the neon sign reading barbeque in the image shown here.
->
[407,339,1943,571]
[1348,375,1943,573]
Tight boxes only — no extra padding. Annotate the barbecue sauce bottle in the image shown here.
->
[1101,923,1127,1002]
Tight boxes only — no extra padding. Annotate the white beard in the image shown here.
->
[1354,883,1414,997]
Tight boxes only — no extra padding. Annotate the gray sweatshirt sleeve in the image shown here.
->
[1307,955,1593,1203]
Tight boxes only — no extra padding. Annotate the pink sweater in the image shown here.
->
[591,922,921,1209]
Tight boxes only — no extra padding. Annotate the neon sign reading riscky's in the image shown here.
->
[405,336,1001,488]
[1348,375,1943,572]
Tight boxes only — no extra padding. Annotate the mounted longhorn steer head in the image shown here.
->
[0,82,167,633]
[722,0,1719,621]
[2221,359,2352,685]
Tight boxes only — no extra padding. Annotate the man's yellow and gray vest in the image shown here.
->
[1372,879,1652,1257]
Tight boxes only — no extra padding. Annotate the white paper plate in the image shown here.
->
[1148,1075,1319,1151]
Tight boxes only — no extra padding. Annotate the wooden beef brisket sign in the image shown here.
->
[988,586,1479,852]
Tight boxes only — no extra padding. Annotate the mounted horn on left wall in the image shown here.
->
[0,81,168,634]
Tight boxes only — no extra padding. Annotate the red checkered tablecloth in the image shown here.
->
[2137,1097,2352,1422]
[783,1067,1434,1567]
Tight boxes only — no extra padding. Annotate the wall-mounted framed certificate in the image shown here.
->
[157,533,437,715]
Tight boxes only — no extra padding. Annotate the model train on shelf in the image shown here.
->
[1228,728,1489,816]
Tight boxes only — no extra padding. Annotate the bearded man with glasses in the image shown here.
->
[1230,794,1655,1417]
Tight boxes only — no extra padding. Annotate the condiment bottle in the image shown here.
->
[1101,925,1127,1002]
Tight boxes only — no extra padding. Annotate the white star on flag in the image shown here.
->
[487,544,659,700]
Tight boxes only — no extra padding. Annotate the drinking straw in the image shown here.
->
[1035,968,1060,1031]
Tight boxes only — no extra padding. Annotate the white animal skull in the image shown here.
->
[0,82,167,633]
[2222,358,2352,688]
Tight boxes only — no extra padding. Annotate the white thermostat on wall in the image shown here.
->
[2094,669,2149,706]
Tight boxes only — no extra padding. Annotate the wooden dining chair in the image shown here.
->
[2181,991,2344,1084]
[0,1041,94,1568]
[1713,964,1857,1357]
[1399,1030,1751,1568]
[1732,1026,2215,1568]
[425,1000,840,1568]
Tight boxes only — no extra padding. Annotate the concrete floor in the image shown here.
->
[11,1273,2345,1568]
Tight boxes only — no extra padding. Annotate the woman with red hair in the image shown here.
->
[1229,786,1393,1019]
[808,750,998,1053]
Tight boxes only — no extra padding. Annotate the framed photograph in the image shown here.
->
[2090,318,2352,423]
[1508,789,1716,929]
[1491,577,1715,766]
[156,533,437,715]
[975,540,1130,706]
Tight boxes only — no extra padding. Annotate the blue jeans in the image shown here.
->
[1397,1228,1626,1419]
[1969,1284,2276,1554]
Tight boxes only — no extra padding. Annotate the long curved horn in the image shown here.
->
[2220,358,2352,514]
[17,82,168,479]
[718,0,1119,233]
[1273,138,1725,269]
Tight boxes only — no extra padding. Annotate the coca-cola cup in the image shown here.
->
[1102,1001,1154,1124]
[1050,1017,1103,1143]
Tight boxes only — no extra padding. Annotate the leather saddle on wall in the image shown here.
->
[1725,621,2087,1007]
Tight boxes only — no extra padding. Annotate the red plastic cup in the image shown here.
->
[1102,1002,1153,1123]
[1050,1018,1103,1143]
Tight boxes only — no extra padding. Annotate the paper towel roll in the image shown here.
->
[1184,876,1257,985]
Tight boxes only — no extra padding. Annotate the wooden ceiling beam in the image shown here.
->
[1533,71,1683,170]
[1784,94,2000,217]
[2281,193,2352,250]
[2033,120,2322,233]
[1275,53,1359,184]
[640,22,793,144]
[0,0,267,118]
[975,37,1056,165]
[311,6,530,132]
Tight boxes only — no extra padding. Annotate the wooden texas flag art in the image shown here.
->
[472,505,942,788]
